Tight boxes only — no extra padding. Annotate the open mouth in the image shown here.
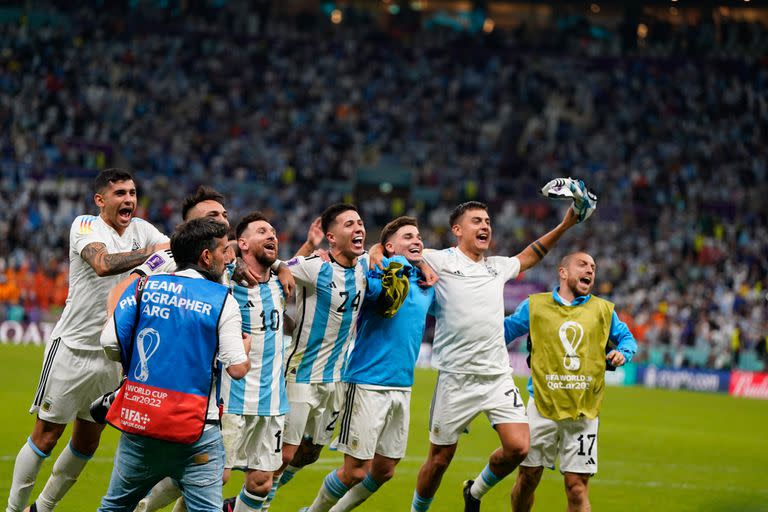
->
[351,235,364,250]
[263,242,277,252]
[579,276,592,286]
[477,232,490,242]
[408,246,422,255]
[118,207,133,222]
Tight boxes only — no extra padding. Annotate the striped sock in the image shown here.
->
[410,491,433,512]
[261,479,279,510]
[329,473,381,512]
[279,465,301,486]
[308,471,349,512]
[234,487,265,511]
[469,464,501,500]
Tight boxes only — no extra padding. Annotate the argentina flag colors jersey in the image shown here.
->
[284,255,368,384]
[220,275,288,416]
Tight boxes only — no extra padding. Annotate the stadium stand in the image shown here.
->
[0,2,765,372]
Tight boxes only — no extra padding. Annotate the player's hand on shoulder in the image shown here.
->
[233,257,262,286]
[368,243,385,271]
[417,261,438,288]
[276,263,296,298]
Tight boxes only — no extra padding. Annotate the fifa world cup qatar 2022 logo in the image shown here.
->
[134,328,161,382]
[559,321,584,371]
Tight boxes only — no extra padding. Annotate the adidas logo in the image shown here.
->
[330,282,337,289]
[586,457,596,465]
[452,270,464,276]
[244,301,255,308]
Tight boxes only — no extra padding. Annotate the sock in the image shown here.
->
[329,473,380,512]
[170,497,187,512]
[410,491,433,512]
[469,464,501,500]
[134,477,182,512]
[278,465,301,486]
[260,479,279,510]
[308,471,349,512]
[6,437,50,512]
[234,487,266,511]
[34,442,91,512]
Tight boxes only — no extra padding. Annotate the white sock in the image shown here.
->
[6,437,49,512]
[35,442,91,512]
[469,464,501,500]
[329,474,380,511]
[308,471,348,512]
[134,478,182,512]
[170,497,187,512]
[234,487,266,511]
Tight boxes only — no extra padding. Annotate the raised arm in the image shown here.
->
[294,217,324,258]
[80,241,170,277]
[514,207,579,273]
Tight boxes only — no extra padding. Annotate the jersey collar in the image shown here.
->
[552,287,591,306]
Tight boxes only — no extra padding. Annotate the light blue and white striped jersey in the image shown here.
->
[284,255,368,384]
[220,274,288,416]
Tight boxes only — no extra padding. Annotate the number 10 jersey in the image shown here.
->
[220,274,287,417]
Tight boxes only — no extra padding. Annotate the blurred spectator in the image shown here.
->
[0,3,765,370]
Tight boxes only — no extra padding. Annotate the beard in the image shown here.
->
[567,276,593,297]
[255,251,277,268]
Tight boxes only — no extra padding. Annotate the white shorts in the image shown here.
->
[283,382,342,446]
[521,399,599,475]
[429,370,527,445]
[336,384,410,460]
[223,413,285,472]
[30,338,122,424]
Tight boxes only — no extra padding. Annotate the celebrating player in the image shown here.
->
[265,204,369,510]
[7,169,169,512]
[507,252,636,512]
[221,212,288,512]
[300,216,434,512]
[406,192,591,512]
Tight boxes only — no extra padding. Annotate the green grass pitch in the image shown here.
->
[1,344,767,511]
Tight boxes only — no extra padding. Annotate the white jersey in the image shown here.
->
[284,255,368,384]
[52,215,168,350]
[220,275,288,416]
[422,247,521,375]
[134,248,176,275]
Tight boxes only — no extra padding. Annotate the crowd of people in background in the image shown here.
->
[0,2,766,370]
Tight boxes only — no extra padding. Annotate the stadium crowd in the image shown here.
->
[0,3,766,370]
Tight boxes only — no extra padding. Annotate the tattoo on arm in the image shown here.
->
[529,240,549,260]
[81,242,154,277]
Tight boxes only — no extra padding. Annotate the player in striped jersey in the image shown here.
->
[266,204,368,510]
[218,212,288,512]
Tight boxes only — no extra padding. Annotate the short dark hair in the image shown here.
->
[94,169,134,194]
[171,217,229,269]
[181,186,226,221]
[380,216,418,252]
[321,203,358,233]
[449,201,488,227]
[235,211,270,239]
